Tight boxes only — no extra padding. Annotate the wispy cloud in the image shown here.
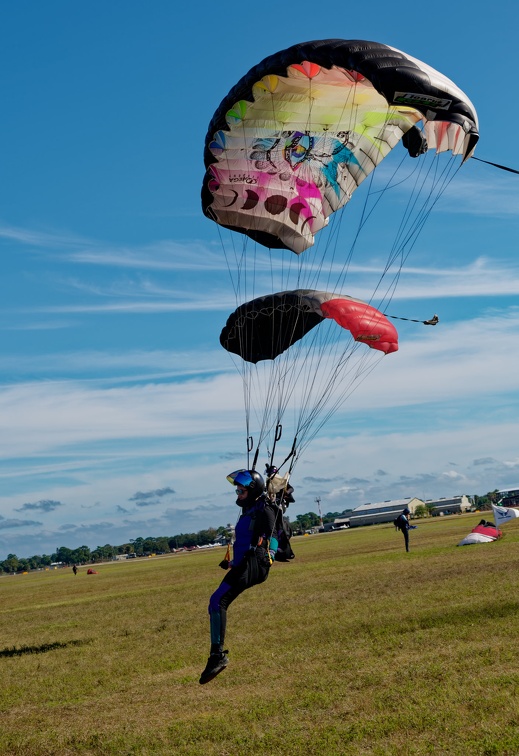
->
[2,320,78,332]
[2,217,519,323]
[0,308,517,467]
[0,222,230,271]
[1,260,518,323]
[387,259,519,300]
[66,240,230,272]
[0,223,86,248]
[439,172,519,217]
[0,515,42,529]
[0,348,230,382]
[127,487,176,507]
[15,499,63,513]
[128,487,175,501]
[366,158,519,218]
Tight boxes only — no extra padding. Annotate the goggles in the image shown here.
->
[235,487,248,496]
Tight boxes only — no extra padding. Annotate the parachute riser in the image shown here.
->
[269,423,283,470]
[271,436,298,478]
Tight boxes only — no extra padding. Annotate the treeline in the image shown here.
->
[472,491,499,509]
[0,529,230,574]
[0,512,343,575]
[0,493,497,574]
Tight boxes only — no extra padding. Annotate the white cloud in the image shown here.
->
[0,305,514,540]
[439,172,519,217]
[0,348,230,378]
[66,240,230,272]
[2,215,519,322]
[440,470,465,482]
[386,259,519,300]
[0,374,244,460]
[0,221,232,272]
[0,258,517,338]
[0,308,516,465]
[0,222,86,248]
[368,157,519,218]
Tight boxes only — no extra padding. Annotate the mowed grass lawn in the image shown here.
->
[1,514,519,756]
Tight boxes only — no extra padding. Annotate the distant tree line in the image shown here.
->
[472,490,499,510]
[0,491,499,574]
[0,528,232,574]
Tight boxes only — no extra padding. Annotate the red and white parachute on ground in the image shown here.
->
[458,522,502,546]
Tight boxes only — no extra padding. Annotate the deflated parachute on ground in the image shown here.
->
[220,290,398,363]
[202,39,479,254]
[457,521,502,546]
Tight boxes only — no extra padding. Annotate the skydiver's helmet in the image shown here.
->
[227,469,265,506]
[403,508,410,515]
[276,484,295,510]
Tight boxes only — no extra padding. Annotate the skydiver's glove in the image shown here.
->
[409,525,417,530]
[219,559,230,569]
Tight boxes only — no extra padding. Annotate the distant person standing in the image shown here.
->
[395,507,414,552]
[72,564,78,575]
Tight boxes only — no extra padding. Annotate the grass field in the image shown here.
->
[1,513,519,755]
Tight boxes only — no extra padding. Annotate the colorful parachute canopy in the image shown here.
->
[220,289,398,363]
[457,522,502,546]
[202,39,479,254]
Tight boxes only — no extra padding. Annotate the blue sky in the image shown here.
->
[1,2,518,560]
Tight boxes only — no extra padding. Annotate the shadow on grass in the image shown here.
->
[360,600,519,637]
[0,639,89,657]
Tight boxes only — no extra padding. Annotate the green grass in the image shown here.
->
[1,514,519,755]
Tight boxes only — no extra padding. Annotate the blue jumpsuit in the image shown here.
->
[208,495,279,652]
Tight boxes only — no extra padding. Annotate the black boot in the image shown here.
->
[199,649,229,685]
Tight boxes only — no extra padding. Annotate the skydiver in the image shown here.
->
[265,464,295,512]
[199,469,279,685]
[264,465,296,561]
[394,507,416,552]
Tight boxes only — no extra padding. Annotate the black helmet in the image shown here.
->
[403,507,410,515]
[227,469,265,500]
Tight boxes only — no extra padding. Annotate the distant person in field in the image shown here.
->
[72,564,78,575]
[395,507,415,552]
[199,469,279,685]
